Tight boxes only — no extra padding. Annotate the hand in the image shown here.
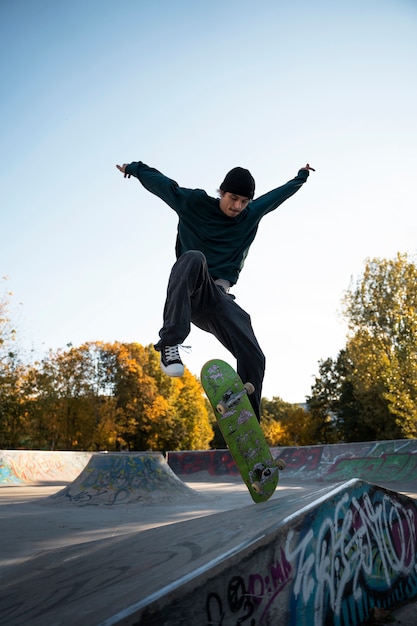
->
[301,163,315,172]
[116,164,131,178]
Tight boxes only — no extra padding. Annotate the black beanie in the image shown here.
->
[220,167,255,199]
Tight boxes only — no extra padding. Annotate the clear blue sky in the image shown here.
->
[1,0,416,402]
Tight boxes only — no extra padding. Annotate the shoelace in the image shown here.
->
[163,345,192,362]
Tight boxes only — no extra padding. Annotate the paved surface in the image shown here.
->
[1,476,335,576]
[0,446,416,625]
[1,477,338,625]
[390,599,417,625]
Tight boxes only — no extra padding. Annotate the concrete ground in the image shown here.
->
[0,476,416,625]
[0,477,335,574]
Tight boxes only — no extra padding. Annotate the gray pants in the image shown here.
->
[154,250,265,420]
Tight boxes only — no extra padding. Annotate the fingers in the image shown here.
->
[116,164,130,178]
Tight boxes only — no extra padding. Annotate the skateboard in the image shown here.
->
[201,359,285,503]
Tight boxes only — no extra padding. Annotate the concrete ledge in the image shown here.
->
[0,450,92,484]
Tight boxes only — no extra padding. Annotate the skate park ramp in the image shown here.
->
[50,452,202,505]
[168,438,417,495]
[0,441,416,625]
[0,477,416,625]
[0,449,92,484]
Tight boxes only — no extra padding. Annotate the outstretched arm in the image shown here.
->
[250,163,315,217]
[115,161,190,213]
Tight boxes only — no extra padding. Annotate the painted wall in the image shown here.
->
[0,450,92,484]
[50,452,199,505]
[139,480,417,625]
[3,439,416,485]
[168,439,417,484]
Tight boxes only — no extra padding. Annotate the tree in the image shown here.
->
[260,397,330,446]
[343,253,417,438]
[307,351,376,442]
[96,342,212,451]
[25,341,214,452]
[101,342,163,450]
[308,254,417,441]
[0,282,29,447]
[166,369,213,450]
[0,284,214,452]
[25,344,105,449]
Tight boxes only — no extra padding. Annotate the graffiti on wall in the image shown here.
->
[52,453,195,505]
[205,547,292,625]
[324,453,417,483]
[168,441,417,484]
[0,451,90,484]
[168,450,239,476]
[203,484,417,625]
[271,446,323,473]
[286,484,417,626]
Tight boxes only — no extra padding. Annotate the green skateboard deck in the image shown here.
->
[201,359,285,503]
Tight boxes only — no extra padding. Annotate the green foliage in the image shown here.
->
[308,254,417,441]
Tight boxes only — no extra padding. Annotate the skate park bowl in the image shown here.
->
[0,440,416,625]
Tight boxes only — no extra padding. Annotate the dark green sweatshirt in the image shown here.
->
[126,161,309,285]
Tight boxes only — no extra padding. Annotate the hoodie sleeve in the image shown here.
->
[125,161,188,212]
[251,169,309,218]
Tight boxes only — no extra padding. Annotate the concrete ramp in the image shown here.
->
[49,452,201,505]
[168,439,417,488]
[1,479,416,625]
[3,439,416,489]
[272,439,417,485]
[103,480,417,626]
[0,450,91,484]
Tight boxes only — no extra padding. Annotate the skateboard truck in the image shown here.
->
[250,458,286,494]
[216,382,255,415]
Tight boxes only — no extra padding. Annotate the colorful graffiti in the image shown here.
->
[286,484,417,626]
[0,450,91,484]
[202,483,417,625]
[51,452,199,505]
[2,439,416,485]
[168,440,417,484]
[324,453,417,483]
[205,549,292,625]
[168,450,239,476]
[272,445,323,473]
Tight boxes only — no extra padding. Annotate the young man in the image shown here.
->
[116,160,314,420]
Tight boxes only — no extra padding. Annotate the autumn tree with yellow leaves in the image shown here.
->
[15,341,213,451]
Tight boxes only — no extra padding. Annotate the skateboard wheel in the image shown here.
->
[216,401,228,414]
[244,382,255,395]
[274,458,286,470]
[252,481,262,494]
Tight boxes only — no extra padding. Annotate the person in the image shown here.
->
[116,160,315,420]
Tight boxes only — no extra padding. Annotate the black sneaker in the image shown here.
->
[160,345,184,377]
